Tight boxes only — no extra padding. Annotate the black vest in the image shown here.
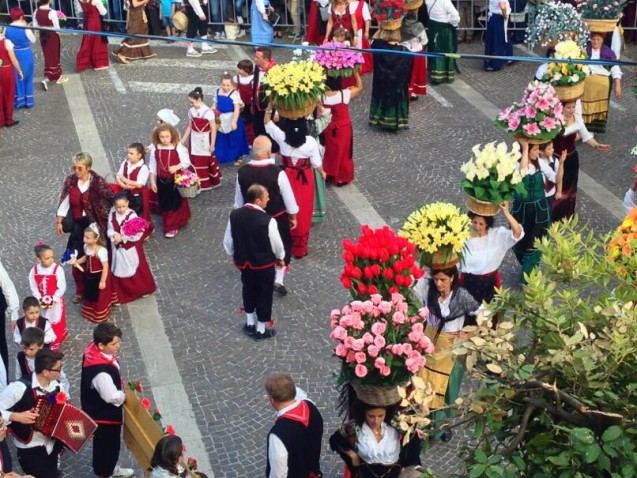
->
[80,362,123,424]
[7,377,37,443]
[237,163,286,217]
[266,400,323,478]
[230,206,276,270]
[0,287,7,315]
[16,352,32,379]
[16,317,48,334]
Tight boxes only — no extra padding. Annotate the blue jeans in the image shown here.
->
[109,0,126,32]
[234,0,246,18]
[208,0,230,32]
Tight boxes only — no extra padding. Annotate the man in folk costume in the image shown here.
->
[235,136,298,296]
[252,47,278,150]
[224,184,285,341]
[265,373,323,478]
[0,349,65,478]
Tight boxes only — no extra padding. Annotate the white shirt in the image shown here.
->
[357,422,401,465]
[538,156,559,197]
[624,189,636,215]
[214,89,242,106]
[85,244,108,262]
[117,160,150,187]
[460,227,523,275]
[425,0,460,27]
[57,176,91,218]
[91,353,126,406]
[589,49,622,79]
[32,6,61,30]
[561,116,594,145]
[29,263,67,302]
[0,373,62,452]
[323,88,351,106]
[267,400,302,478]
[188,0,207,17]
[9,22,36,43]
[233,159,300,215]
[223,204,286,260]
[0,260,20,322]
[189,104,215,122]
[14,357,71,395]
[234,74,253,86]
[148,144,192,176]
[265,122,323,168]
[14,317,57,347]
[487,0,510,16]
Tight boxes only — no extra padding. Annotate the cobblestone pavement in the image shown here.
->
[0,30,633,477]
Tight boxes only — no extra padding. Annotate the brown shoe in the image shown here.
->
[72,295,83,304]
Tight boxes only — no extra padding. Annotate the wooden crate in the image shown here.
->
[123,389,164,477]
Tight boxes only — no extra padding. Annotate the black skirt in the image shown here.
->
[157,177,182,212]
[66,217,91,259]
[84,272,101,302]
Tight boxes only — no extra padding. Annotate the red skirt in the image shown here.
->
[161,197,191,233]
[0,66,16,127]
[409,50,427,96]
[323,120,354,184]
[190,153,222,190]
[306,2,326,45]
[81,272,118,323]
[45,299,68,352]
[113,244,157,304]
[41,32,62,81]
[360,37,373,75]
[284,163,315,258]
[76,17,109,71]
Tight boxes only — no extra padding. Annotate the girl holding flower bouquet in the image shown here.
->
[115,143,153,223]
[107,193,156,303]
[33,0,68,90]
[29,243,68,351]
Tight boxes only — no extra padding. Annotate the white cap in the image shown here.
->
[156,108,180,127]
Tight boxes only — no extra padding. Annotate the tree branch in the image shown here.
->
[504,404,536,456]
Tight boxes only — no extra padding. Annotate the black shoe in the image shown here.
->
[441,430,453,442]
[273,283,288,296]
[254,329,276,341]
[5,120,19,127]
[242,324,256,336]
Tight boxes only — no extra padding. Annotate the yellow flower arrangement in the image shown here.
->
[542,40,590,86]
[607,208,637,282]
[261,60,327,111]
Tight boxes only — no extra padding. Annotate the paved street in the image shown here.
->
[0,30,633,477]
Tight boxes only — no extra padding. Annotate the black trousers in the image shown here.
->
[240,266,275,323]
[185,4,209,38]
[17,443,61,478]
[252,110,279,153]
[93,424,122,477]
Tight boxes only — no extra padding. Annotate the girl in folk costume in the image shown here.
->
[234,59,255,152]
[4,8,35,110]
[113,0,157,64]
[324,0,358,45]
[28,244,68,351]
[265,113,326,258]
[115,142,153,223]
[181,87,222,190]
[0,27,22,128]
[148,109,180,214]
[107,193,156,303]
[71,224,118,323]
[33,0,68,91]
[350,0,373,74]
[213,72,250,166]
[322,71,363,186]
[149,124,193,238]
[76,0,109,72]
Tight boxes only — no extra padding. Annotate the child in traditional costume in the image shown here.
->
[13,296,56,349]
[28,243,68,350]
[33,0,68,90]
[213,73,250,166]
[116,143,152,223]
[234,59,255,153]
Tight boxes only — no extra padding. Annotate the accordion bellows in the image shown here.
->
[34,396,98,453]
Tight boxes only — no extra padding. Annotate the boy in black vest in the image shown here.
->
[223,184,285,340]
[13,296,56,349]
[80,323,133,478]
[16,328,70,394]
[265,373,323,477]
[0,348,65,478]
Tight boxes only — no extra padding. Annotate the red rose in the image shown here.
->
[55,392,68,404]
[393,261,404,273]
[141,397,152,409]
[364,267,374,279]
[403,256,415,267]
[343,239,354,251]
[393,9,400,18]
[403,275,413,287]
[135,380,144,393]
[165,425,175,435]
[369,249,379,261]
[389,244,399,255]
[388,286,399,294]
[381,13,387,19]
[342,251,354,263]
[341,275,352,289]
[357,283,367,295]
[368,285,379,294]
[379,249,390,262]
[383,268,394,279]
[351,267,363,279]
[361,225,373,236]
[412,266,425,279]
[371,264,381,276]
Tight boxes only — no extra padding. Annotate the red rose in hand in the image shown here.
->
[412,266,425,279]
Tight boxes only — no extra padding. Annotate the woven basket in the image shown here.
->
[466,196,500,216]
[172,10,188,31]
[422,248,459,270]
[403,0,423,10]
[351,383,402,407]
[583,18,618,33]
[380,17,403,31]
[553,81,586,101]
[276,97,316,119]
[178,184,199,198]
[512,133,552,145]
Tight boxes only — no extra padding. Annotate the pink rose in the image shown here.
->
[346,351,356,363]
[331,326,348,341]
[392,312,406,325]
[408,330,423,343]
[371,320,387,336]
[330,309,341,321]
[351,314,365,331]
[370,293,383,305]
[380,365,391,377]
[420,337,435,354]
[374,357,386,370]
[350,300,364,312]
[351,339,365,351]
[378,301,393,314]
[402,343,413,355]
[339,315,351,328]
[411,323,424,334]
[354,364,368,378]
[362,301,374,314]
[362,332,374,345]
[418,307,429,319]
[344,336,355,349]
[373,335,386,349]
[397,301,408,314]
[355,352,367,364]
[391,292,404,304]
[335,344,348,357]
[391,343,403,355]
[367,345,380,358]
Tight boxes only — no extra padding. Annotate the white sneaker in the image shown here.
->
[237,16,244,24]
[186,48,202,57]
[201,43,218,54]
[236,30,246,38]
[112,466,134,477]
[214,32,222,39]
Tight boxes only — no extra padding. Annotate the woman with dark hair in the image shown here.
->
[322,71,363,186]
[459,202,523,318]
[56,153,114,304]
[265,113,325,258]
[418,265,479,442]
[112,0,157,64]
[150,435,209,477]
[33,0,68,90]
[329,400,422,477]
[76,0,109,72]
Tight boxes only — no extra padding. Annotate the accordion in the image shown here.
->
[33,396,98,453]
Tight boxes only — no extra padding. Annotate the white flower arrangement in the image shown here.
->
[525,2,589,49]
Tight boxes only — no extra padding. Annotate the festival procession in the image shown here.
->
[0,0,635,474]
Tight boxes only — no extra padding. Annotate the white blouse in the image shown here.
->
[85,245,108,262]
[148,144,192,175]
[323,89,351,106]
[188,105,215,122]
[32,6,61,30]
[538,156,559,196]
[0,37,14,50]
[589,49,622,79]
[357,422,401,465]
[234,74,253,86]
[487,0,510,16]
[265,122,323,168]
[561,116,594,144]
[56,176,91,218]
[29,263,67,301]
[460,227,523,275]
[117,160,150,186]
[215,89,242,106]
[425,0,460,27]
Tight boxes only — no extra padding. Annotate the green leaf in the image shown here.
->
[573,428,595,445]
[584,444,602,464]
[475,449,488,463]
[511,455,526,471]
[469,464,488,478]
[602,426,623,443]
[547,452,570,466]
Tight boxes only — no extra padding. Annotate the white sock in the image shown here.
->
[246,313,255,326]
[275,267,285,285]
[257,322,266,333]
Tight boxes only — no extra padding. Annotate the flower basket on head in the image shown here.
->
[351,382,402,407]
[541,40,590,100]
[370,0,405,30]
[577,0,626,23]
[403,0,423,10]
[261,60,326,119]
[174,170,200,198]
[495,81,566,143]
[582,17,618,32]
[314,42,365,78]
[399,202,471,269]
[525,2,589,49]
[461,141,528,211]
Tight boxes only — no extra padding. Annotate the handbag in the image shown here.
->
[267,7,281,26]
[318,3,329,21]
[61,209,74,234]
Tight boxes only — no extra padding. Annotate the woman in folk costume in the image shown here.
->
[483,0,512,72]
[306,105,332,224]
[113,0,157,64]
[265,112,326,258]
[324,0,358,44]
[351,0,373,74]
[56,152,114,304]
[76,0,109,72]
[181,86,222,190]
[400,9,428,100]
[33,0,68,90]
[425,0,460,84]
[582,31,622,134]
[29,244,69,351]
[369,28,413,132]
[149,124,192,238]
[115,142,153,223]
[0,27,22,128]
[322,71,363,186]
[4,8,35,110]
[107,193,156,303]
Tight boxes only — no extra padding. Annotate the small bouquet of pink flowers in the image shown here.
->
[314,42,365,78]
[174,170,199,188]
[330,293,435,386]
[121,217,149,237]
[40,295,54,310]
[56,10,67,20]
[494,81,566,142]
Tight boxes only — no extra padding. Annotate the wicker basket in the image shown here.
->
[466,196,500,216]
[583,18,618,33]
[276,97,316,119]
[380,17,403,31]
[512,133,552,145]
[178,184,199,198]
[351,383,402,407]
[172,10,188,31]
[403,0,423,10]
[553,81,586,101]
[422,248,459,269]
